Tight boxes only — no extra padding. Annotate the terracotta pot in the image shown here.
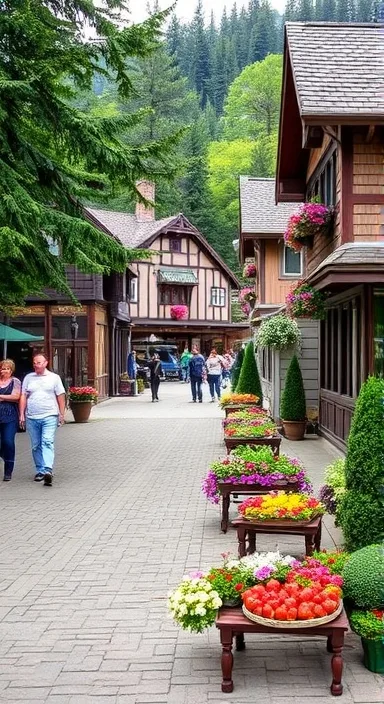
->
[282,420,306,441]
[70,401,93,423]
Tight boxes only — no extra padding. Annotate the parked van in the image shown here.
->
[134,344,181,380]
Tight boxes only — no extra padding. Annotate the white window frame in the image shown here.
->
[211,287,226,307]
[130,277,138,303]
[281,245,303,277]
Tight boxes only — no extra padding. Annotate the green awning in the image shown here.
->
[158,268,198,285]
[0,323,44,342]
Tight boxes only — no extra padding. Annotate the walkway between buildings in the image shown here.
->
[0,383,382,703]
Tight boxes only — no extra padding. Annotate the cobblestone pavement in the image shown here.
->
[0,383,383,704]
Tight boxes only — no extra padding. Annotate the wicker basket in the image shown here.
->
[242,600,343,628]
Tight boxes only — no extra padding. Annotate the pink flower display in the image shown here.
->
[285,282,327,320]
[170,305,189,320]
[284,202,334,251]
[243,263,257,278]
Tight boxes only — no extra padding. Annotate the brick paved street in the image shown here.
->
[0,383,383,704]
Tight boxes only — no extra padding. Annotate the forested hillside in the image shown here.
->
[90,0,380,275]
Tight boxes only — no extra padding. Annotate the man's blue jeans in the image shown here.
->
[26,415,58,475]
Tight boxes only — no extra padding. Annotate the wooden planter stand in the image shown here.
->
[231,515,322,556]
[223,404,262,418]
[218,479,299,533]
[224,435,282,456]
[215,607,349,695]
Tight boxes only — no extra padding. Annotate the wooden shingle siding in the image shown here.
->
[353,134,384,196]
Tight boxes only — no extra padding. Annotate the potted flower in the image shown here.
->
[243,262,257,279]
[349,609,384,674]
[286,282,327,320]
[170,304,188,320]
[238,492,325,523]
[68,386,98,423]
[256,314,301,351]
[284,202,334,252]
[168,573,223,633]
[239,287,257,305]
[280,355,307,440]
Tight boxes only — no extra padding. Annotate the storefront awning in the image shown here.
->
[158,268,198,285]
[0,323,44,342]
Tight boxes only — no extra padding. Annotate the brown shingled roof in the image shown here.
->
[240,177,300,233]
[286,22,384,119]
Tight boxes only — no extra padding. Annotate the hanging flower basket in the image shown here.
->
[256,314,301,350]
[170,305,189,320]
[284,202,334,252]
[243,262,257,279]
[286,282,327,320]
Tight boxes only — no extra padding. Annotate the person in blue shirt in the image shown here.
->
[188,347,206,403]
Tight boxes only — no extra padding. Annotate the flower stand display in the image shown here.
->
[224,434,282,455]
[232,515,322,557]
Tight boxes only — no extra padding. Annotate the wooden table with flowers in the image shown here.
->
[215,605,349,695]
[232,515,322,556]
[224,434,282,455]
[218,479,300,533]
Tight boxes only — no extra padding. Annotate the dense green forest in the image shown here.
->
[91,0,381,275]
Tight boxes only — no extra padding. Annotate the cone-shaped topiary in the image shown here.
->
[235,341,263,403]
[231,347,244,392]
[342,544,384,609]
[280,354,306,421]
[338,376,384,552]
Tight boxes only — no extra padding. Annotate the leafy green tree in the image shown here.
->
[236,341,263,402]
[250,133,278,177]
[222,55,283,140]
[0,0,170,307]
[280,355,306,421]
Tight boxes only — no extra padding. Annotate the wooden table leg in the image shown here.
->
[221,493,230,533]
[220,628,234,693]
[315,521,322,551]
[305,531,315,556]
[329,631,344,696]
[235,632,245,651]
[247,529,256,555]
[327,635,334,653]
[237,525,247,558]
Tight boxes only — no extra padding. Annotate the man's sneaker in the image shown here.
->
[34,473,44,482]
[43,472,53,486]
[199,399,203,403]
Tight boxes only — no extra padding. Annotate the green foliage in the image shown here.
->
[231,347,244,391]
[137,378,145,393]
[349,609,384,640]
[0,0,172,306]
[236,341,263,402]
[311,550,350,575]
[280,355,306,421]
[337,491,384,552]
[324,458,346,490]
[342,544,384,608]
[250,133,278,178]
[344,377,384,494]
[256,315,301,350]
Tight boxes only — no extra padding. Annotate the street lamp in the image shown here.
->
[70,315,79,386]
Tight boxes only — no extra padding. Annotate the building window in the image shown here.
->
[261,346,272,382]
[130,278,138,303]
[373,289,384,378]
[282,246,302,276]
[320,296,361,398]
[169,238,181,253]
[309,150,337,207]
[159,285,188,305]
[211,287,226,307]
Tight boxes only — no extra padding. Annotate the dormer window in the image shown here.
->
[169,238,181,253]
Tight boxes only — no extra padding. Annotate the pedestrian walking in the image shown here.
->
[0,359,21,481]
[148,353,163,402]
[188,347,206,403]
[19,353,66,486]
[206,348,226,402]
[221,352,234,389]
[180,347,192,382]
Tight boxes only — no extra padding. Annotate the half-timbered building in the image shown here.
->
[276,22,384,449]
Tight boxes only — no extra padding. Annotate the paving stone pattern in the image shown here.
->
[0,383,383,704]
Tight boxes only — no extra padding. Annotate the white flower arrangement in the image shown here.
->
[224,550,297,572]
[168,574,222,633]
[256,314,301,350]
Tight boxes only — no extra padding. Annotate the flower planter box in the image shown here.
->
[362,638,384,674]
[218,478,299,533]
[224,435,282,456]
[223,403,263,417]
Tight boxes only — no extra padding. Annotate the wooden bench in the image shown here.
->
[218,479,300,533]
[224,434,282,456]
[215,607,349,695]
[232,516,322,556]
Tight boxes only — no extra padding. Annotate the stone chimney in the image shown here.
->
[135,180,155,222]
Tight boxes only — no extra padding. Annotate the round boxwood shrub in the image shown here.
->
[236,341,263,403]
[342,544,384,609]
[337,491,384,552]
[280,354,306,421]
[231,347,244,392]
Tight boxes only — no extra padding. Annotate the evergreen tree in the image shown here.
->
[191,0,212,107]
[296,0,314,19]
[249,0,278,64]
[280,355,306,421]
[313,0,324,19]
[0,0,170,306]
[236,7,251,70]
[231,347,245,391]
[322,0,337,20]
[167,13,182,58]
[236,341,263,402]
[221,6,231,37]
[285,0,299,19]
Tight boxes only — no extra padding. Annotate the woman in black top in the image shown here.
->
[148,354,163,403]
[0,359,21,481]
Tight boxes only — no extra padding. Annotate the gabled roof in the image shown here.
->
[308,242,384,288]
[240,177,299,234]
[85,208,240,287]
[286,22,384,120]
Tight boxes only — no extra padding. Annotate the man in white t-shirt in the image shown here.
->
[19,353,66,486]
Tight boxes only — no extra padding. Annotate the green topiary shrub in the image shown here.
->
[342,544,384,609]
[280,354,306,421]
[231,347,244,392]
[344,376,384,494]
[235,341,263,403]
[337,492,384,552]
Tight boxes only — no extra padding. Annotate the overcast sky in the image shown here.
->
[128,0,286,25]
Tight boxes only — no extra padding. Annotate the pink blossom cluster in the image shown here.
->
[243,263,257,278]
[170,305,189,320]
[284,203,332,251]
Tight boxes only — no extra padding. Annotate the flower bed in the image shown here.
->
[224,418,278,438]
[168,551,344,631]
[239,492,325,522]
[202,446,312,503]
[220,392,259,407]
[284,202,334,252]
[286,282,327,320]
